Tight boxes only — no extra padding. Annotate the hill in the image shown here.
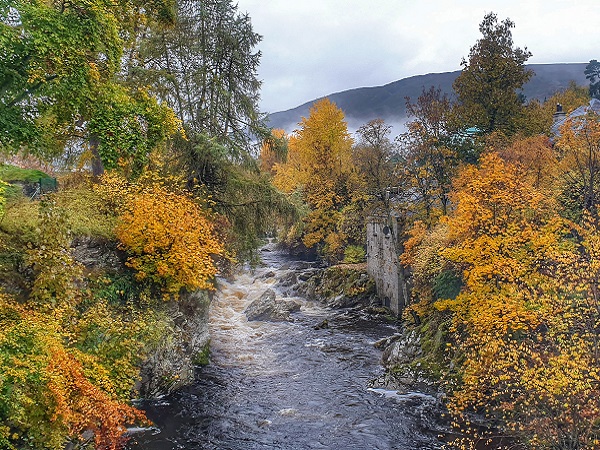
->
[267,63,589,133]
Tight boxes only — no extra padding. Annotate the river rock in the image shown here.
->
[381,329,422,368]
[296,266,377,309]
[244,289,301,322]
[313,319,330,329]
[138,289,211,399]
[297,268,319,281]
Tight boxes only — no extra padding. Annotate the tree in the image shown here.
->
[0,0,179,173]
[130,0,265,158]
[274,98,354,258]
[125,0,296,261]
[94,173,226,297]
[523,81,589,135]
[435,153,600,449]
[498,135,558,190]
[585,59,600,100]
[399,87,458,219]
[453,12,532,135]
[352,119,398,213]
[557,110,600,218]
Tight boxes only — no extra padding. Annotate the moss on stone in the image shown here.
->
[193,341,211,366]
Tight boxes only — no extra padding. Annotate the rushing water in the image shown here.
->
[127,244,442,450]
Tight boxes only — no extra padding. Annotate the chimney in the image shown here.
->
[553,103,566,121]
[550,103,568,142]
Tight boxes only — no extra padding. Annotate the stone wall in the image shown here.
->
[366,216,410,316]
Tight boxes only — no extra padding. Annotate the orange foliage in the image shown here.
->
[433,152,600,448]
[115,183,225,296]
[498,135,558,189]
[0,295,147,449]
[46,344,146,450]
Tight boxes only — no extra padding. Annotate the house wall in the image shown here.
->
[366,216,410,316]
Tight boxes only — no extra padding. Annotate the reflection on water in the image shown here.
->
[126,245,442,450]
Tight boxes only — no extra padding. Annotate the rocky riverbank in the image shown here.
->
[73,236,212,398]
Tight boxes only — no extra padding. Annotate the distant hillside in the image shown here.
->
[267,63,589,133]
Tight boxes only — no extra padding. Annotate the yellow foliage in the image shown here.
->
[426,152,600,448]
[498,135,559,190]
[0,294,147,450]
[115,182,225,296]
[273,99,355,257]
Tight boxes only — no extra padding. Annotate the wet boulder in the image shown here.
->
[244,289,301,322]
[296,266,377,309]
[381,329,422,368]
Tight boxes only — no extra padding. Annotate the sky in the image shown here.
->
[235,0,600,114]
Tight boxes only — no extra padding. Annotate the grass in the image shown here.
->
[54,184,116,238]
[1,180,116,242]
[0,163,53,183]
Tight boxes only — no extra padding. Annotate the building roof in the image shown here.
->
[551,98,600,137]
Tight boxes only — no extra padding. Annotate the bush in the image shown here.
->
[343,245,365,264]
[115,183,225,297]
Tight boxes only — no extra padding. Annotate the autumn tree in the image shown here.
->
[405,152,600,449]
[453,12,532,135]
[94,173,226,297]
[523,81,589,136]
[399,87,458,220]
[0,294,149,450]
[274,98,354,258]
[498,135,558,189]
[557,110,600,218]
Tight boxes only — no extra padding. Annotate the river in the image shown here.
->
[126,244,443,450]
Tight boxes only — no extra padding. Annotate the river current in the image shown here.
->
[127,244,442,450]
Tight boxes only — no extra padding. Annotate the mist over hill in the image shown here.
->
[267,63,589,134]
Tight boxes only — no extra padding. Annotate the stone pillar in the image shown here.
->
[366,215,409,316]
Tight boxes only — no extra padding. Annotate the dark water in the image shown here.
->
[126,246,442,450]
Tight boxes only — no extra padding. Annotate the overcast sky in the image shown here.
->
[235,0,600,114]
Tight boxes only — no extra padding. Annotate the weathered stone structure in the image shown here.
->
[366,215,410,316]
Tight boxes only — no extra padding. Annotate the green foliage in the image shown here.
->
[178,132,300,263]
[0,164,52,183]
[585,59,600,99]
[26,198,83,306]
[343,245,366,264]
[431,270,462,301]
[0,0,179,175]
[130,0,266,156]
[92,272,143,307]
[0,0,122,155]
[88,84,183,176]
[192,342,211,366]
[453,12,533,134]
[0,294,148,450]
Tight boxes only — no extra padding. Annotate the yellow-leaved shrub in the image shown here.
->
[115,182,225,297]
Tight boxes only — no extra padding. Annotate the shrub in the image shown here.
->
[343,245,365,264]
[115,183,225,297]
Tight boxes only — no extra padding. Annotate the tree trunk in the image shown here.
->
[90,135,104,177]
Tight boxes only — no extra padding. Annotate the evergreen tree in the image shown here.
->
[130,0,265,158]
[453,12,532,135]
[585,59,600,100]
